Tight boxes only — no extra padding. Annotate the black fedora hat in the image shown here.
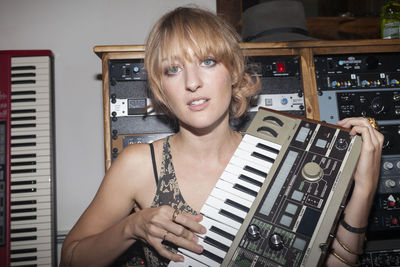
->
[241,0,316,42]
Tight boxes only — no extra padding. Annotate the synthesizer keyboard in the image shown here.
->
[169,107,362,267]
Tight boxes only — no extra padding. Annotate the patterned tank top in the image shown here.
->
[142,136,198,266]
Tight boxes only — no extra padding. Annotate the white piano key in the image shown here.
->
[12,56,50,65]
[214,179,255,203]
[10,257,52,267]
[168,253,208,267]
[244,134,282,150]
[11,228,51,239]
[197,237,227,259]
[11,103,50,112]
[229,155,270,176]
[239,141,279,160]
[201,204,242,230]
[177,246,221,267]
[220,171,261,194]
[11,215,52,226]
[205,195,247,219]
[209,187,253,209]
[234,149,274,172]
[11,161,51,170]
[11,155,50,164]
[10,186,52,199]
[198,217,236,247]
[225,164,265,184]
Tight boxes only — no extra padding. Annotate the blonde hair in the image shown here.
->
[145,7,259,119]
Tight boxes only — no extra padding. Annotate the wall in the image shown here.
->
[0,0,215,261]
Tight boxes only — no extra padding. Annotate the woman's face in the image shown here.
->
[160,48,232,132]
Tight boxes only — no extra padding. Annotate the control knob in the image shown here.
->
[383,161,394,171]
[371,96,384,114]
[302,162,323,182]
[269,233,284,250]
[246,224,261,240]
[385,179,396,188]
[335,138,348,150]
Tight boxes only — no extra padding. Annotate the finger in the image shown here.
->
[173,211,206,235]
[164,231,204,255]
[152,240,184,262]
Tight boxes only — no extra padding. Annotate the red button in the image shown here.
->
[392,218,398,225]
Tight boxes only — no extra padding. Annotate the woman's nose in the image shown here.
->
[185,65,202,92]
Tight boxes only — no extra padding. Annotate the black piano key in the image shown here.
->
[11,66,36,71]
[10,256,37,262]
[11,228,37,234]
[11,215,37,221]
[11,248,37,254]
[244,165,267,178]
[11,188,37,194]
[251,151,275,164]
[233,183,258,197]
[12,109,36,114]
[11,73,36,78]
[239,174,263,187]
[11,169,36,174]
[11,208,37,213]
[11,153,36,159]
[11,200,37,206]
[12,143,37,148]
[12,134,36,139]
[201,249,224,264]
[11,98,36,103]
[11,124,36,128]
[204,236,230,252]
[11,80,36,85]
[11,116,36,121]
[209,226,235,241]
[225,199,250,213]
[11,180,36,185]
[257,142,280,155]
[219,209,244,224]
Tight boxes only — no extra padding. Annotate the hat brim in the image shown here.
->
[247,32,317,43]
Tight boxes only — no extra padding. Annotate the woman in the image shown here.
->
[60,7,384,267]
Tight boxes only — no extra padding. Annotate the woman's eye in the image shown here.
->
[166,65,181,75]
[202,58,216,67]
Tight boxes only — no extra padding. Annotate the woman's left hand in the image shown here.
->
[337,117,384,199]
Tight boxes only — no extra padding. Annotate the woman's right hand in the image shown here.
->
[129,205,206,262]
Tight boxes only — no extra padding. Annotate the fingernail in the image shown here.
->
[178,255,184,262]
[196,245,203,253]
[200,226,207,234]
[193,235,199,242]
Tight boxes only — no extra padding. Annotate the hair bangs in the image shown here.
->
[158,14,234,70]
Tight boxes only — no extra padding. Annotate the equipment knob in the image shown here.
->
[383,161,394,171]
[281,98,288,105]
[396,161,400,169]
[371,97,384,114]
[269,233,284,250]
[335,138,348,150]
[385,179,396,188]
[133,66,140,73]
[302,162,323,182]
[246,224,261,240]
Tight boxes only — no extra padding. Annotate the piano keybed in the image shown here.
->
[9,56,56,266]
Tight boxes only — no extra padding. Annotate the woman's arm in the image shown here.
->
[60,143,205,267]
[325,117,384,266]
